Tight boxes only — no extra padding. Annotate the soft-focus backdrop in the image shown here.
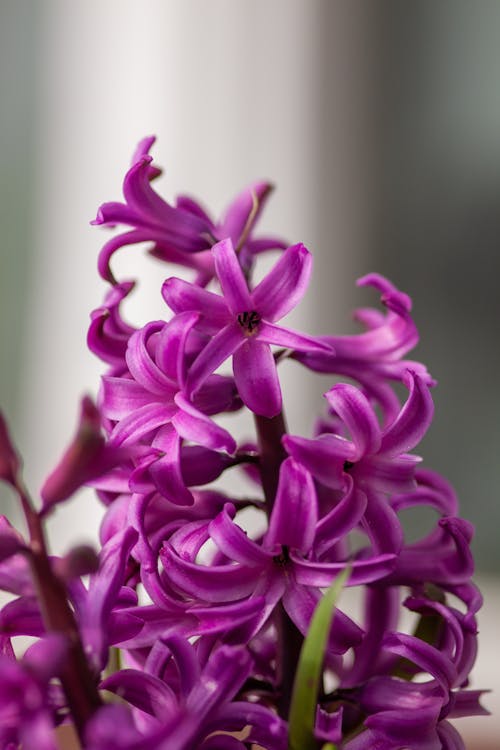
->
[1,2,498,746]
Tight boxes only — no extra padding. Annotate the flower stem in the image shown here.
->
[253,411,288,514]
[16,479,101,739]
[254,411,304,719]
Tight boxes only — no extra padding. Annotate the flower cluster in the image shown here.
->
[0,138,487,749]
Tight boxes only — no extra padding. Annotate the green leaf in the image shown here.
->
[288,568,349,750]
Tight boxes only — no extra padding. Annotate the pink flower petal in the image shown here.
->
[233,339,282,417]
[213,238,253,314]
[326,383,381,458]
[252,243,312,322]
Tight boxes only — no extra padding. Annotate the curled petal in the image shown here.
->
[283,433,353,489]
[292,553,396,587]
[380,371,434,456]
[382,632,457,696]
[126,322,176,395]
[155,312,200,387]
[160,545,258,602]
[252,243,312,322]
[100,668,178,720]
[315,479,367,557]
[209,504,270,567]
[109,402,177,446]
[173,394,236,454]
[325,383,381,458]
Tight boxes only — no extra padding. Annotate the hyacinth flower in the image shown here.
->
[293,273,435,424]
[99,311,239,505]
[162,237,332,416]
[160,458,396,648]
[0,137,486,749]
[93,136,286,286]
[88,639,287,750]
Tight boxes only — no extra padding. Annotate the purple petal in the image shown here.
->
[252,243,312,321]
[325,383,381,458]
[218,180,273,246]
[265,458,317,554]
[41,396,129,509]
[283,434,353,489]
[160,544,258,602]
[292,553,396,587]
[173,394,236,454]
[212,238,252,313]
[82,526,138,669]
[0,412,20,486]
[0,517,26,562]
[315,706,343,744]
[148,424,194,506]
[380,371,434,456]
[101,668,178,719]
[233,339,282,417]
[209,504,270,567]
[126,322,177,395]
[180,446,233,486]
[382,632,457,694]
[185,644,252,715]
[100,376,158,420]
[109,402,177,446]
[315,479,368,557]
[355,453,419,494]
[186,324,243,397]
[87,281,135,365]
[258,321,333,353]
[155,312,200,387]
[162,277,229,334]
[361,489,403,555]
[283,586,363,654]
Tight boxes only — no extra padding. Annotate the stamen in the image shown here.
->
[237,310,261,335]
[273,545,290,567]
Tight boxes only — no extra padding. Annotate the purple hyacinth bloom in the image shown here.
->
[90,639,287,750]
[162,238,331,416]
[294,273,435,424]
[93,136,285,286]
[160,458,395,652]
[100,312,238,505]
[285,369,432,490]
[0,634,67,750]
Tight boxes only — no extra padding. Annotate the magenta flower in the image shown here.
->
[160,458,395,651]
[91,639,287,750]
[293,274,435,423]
[162,238,331,416]
[93,136,285,286]
[100,312,238,505]
[284,371,433,496]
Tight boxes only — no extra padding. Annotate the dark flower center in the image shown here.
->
[237,310,261,335]
[272,545,290,567]
[343,461,355,472]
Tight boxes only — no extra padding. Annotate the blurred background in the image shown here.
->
[1,1,498,746]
